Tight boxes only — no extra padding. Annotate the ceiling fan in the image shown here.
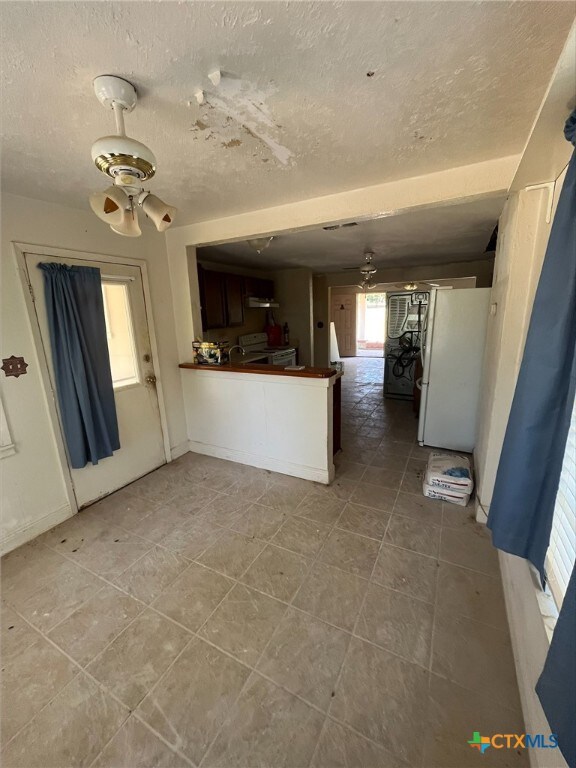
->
[341,251,443,291]
[89,75,176,237]
[342,251,378,274]
[403,281,441,290]
[340,251,379,290]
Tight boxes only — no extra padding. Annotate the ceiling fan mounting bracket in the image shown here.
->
[93,75,137,112]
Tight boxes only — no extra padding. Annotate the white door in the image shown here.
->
[331,293,357,357]
[24,253,166,507]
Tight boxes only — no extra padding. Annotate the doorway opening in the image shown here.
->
[356,292,386,357]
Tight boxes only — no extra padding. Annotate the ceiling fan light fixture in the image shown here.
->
[111,207,142,238]
[139,192,177,232]
[247,236,274,254]
[358,273,377,291]
[89,75,176,237]
[89,185,129,227]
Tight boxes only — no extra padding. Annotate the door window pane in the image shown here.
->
[101,281,139,388]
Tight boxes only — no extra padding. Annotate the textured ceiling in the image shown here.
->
[198,195,506,271]
[1,2,573,224]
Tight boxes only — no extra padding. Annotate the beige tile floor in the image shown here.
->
[1,358,527,767]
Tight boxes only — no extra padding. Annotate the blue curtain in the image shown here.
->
[536,566,576,768]
[487,110,576,583]
[39,263,120,468]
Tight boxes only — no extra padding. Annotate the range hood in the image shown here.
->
[246,297,279,308]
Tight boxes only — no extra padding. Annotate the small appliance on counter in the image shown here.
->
[267,324,282,347]
[192,340,229,365]
[264,309,282,347]
[238,332,297,366]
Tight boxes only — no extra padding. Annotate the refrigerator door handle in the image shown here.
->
[418,381,429,445]
[421,290,437,384]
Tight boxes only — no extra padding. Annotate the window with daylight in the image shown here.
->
[545,394,576,610]
[101,281,139,389]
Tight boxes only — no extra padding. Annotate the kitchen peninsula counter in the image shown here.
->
[179,362,337,379]
[178,361,341,484]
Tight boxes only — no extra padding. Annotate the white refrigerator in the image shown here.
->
[418,288,490,452]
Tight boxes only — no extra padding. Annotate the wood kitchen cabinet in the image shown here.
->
[198,267,226,330]
[198,266,246,330]
[243,276,275,299]
[224,273,244,327]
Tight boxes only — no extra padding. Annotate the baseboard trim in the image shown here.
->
[170,441,190,461]
[475,498,489,524]
[188,440,334,484]
[1,503,74,556]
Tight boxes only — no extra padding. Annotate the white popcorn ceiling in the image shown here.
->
[0,1,573,227]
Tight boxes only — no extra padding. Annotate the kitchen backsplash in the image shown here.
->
[202,307,268,344]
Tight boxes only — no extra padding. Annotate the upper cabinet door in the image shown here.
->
[244,277,274,299]
[224,274,245,327]
[199,267,226,329]
[199,268,273,330]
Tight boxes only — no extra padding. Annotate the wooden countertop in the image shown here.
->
[179,362,337,379]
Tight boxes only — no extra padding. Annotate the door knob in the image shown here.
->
[145,375,157,386]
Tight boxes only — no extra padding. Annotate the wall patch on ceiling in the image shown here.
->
[193,73,294,166]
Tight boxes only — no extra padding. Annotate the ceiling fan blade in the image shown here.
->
[342,264,382,271]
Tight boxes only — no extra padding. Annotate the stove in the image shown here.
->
[238,333,297,366]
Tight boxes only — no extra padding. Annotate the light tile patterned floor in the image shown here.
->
[1,358,527,767]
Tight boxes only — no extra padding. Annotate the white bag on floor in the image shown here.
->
[422,480,470,506]
[425,451,474,494]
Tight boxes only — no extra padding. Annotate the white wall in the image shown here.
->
[272,268,314,365]
[313,274,330,367]
[475,174,566,512]
[471,25,574,763]
[166,156,518,248]
[0,193,186,552]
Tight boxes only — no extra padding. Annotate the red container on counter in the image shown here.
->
[266,324,282,347]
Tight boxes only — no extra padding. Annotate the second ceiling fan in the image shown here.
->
[341,251,379,290]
